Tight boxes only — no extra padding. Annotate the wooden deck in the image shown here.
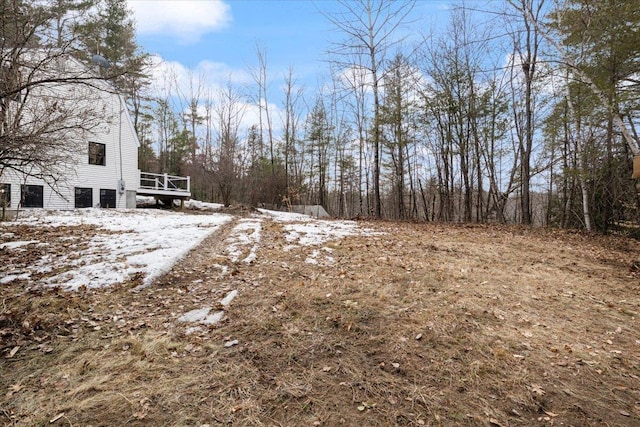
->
[138,172,191,205]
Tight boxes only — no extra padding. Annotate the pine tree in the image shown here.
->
[75,0,152,143]
[551,0,640,231]
[306,99,333,208]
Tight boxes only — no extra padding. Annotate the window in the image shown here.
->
[0,183,10,207]
[74,187,93,208]
[21,185,43,208]
[0,65,21,102]
[89,142,106,166]
[100,189,116,208]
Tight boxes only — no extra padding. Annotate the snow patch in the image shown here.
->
[3,209,233,290]
[185,326,203,335]
[211,263,229,275]
[305,255,319,265]
[178,308,225,326]
[225,219,262,263]
[305,248,336,266]
[257,209,312,222]
[220,290,238,306]
[178,307,212,323]
[0,240,40,250]
[183,199,224,211]
[0,273,31,284]
[202,311,225,325]
[178,289,238,330]
[284,220,379,247]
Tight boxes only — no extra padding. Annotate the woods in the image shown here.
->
[2,0,639,231]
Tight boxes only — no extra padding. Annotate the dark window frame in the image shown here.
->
[0,183,10,207]
[21,184,44,208]
[89,141,106,166]
[99,188,117,208]
[74,187,93,208]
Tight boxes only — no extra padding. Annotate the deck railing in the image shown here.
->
[139,172,190,193]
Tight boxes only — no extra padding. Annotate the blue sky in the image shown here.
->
[128,0,454,92]
[124,0,481,134]
[132,1,330,73]
[130,1,334,91]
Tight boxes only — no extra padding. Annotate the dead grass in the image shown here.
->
[1,218,640,426]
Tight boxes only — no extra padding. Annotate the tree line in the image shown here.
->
[2,0,639,233]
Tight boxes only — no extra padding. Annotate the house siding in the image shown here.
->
[72,93,140,209]
[2,87,140,210]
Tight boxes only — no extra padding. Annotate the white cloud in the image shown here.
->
[128,0,232,44]
[147,55,252,98]
[145,55,284,139]
[337,65,373,92]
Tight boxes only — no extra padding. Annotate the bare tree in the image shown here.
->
[323,0,415,218]
[172,69,207,199]
[335,63,372,216]
[213,80,245,207]
[281,66,305,205]
[172,69,204,165]
[0,0,122,190]
[249,44,274,166]
[504,0,546,225]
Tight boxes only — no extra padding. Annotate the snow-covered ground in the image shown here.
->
[1,206,380,291]
[1,208,233,290]
[225,219,262,264]
[1,206,383,333]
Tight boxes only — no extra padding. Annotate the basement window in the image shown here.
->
[0,183,10,207]
[74,187,93,208]
[100,189,116,208]
[21,185,43,208]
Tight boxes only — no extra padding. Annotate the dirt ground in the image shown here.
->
[1,214,640,426]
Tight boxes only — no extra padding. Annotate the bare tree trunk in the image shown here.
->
[508,0,640,157]
[256,47,275,169]
[566,75,591,232]
[282,66,303,203]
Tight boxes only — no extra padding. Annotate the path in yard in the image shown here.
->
[144,215,262,335]
[124,211,374,338]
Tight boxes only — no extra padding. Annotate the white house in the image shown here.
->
[0,56,139,210]
[0,55,189,212]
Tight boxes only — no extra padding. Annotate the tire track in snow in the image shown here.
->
[223,218,262,264]
[164,216,263,335]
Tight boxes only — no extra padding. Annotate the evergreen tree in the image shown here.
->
[75,0,152,145]
[306,99,333,208]
[551,0,640,231]
[379,54,417,220]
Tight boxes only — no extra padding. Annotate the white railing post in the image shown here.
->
[139,171,191,195]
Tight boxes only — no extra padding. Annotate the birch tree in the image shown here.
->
[549,0,640,231]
